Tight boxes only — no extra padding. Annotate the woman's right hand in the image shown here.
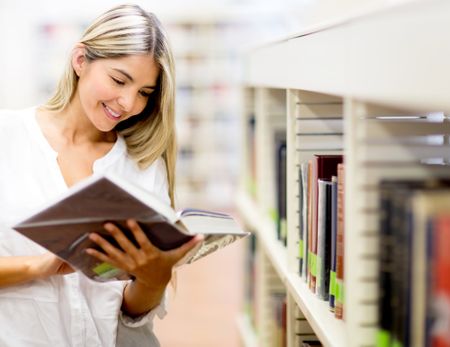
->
[32,252,75,279]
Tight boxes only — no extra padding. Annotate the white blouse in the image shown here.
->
[0,107,170,347]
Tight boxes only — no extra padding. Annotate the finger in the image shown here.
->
[169,234,204,261]
[126,219,158,253]
[103,223,141,258]
[85,247,116,265]
[89,232,127,262]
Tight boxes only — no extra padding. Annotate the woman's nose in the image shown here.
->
[117,89,137,113]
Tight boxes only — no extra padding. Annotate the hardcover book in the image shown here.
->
[12,173,249,282]
[409,189,450,347]
[310,154,343,294]
[335,162,345,320]
[329,175,338,312]
[430,214,450,347]
[299,162,310,279]
[316,179,332,301]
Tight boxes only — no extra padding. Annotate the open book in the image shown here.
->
[12,173,249,282]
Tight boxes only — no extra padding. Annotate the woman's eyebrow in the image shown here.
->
[113,68,156,89]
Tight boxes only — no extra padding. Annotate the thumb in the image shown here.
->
[171,234,204,261]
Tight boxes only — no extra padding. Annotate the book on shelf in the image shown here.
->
[408,188,450,347]
[430,214,450,347]
[316,179,332,301]
[275,131,287,246]
[329,175,338,312]
[13,173,249,282]
[299,162,310,279]
[335,163,345,320]
[375,180,450,347]
[309,155,343,294]
[307,159,314,288]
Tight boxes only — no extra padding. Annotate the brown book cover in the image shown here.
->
[13,173,248,282]
[335,163,345,319]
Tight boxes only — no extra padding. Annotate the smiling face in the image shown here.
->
[72,49,160,133]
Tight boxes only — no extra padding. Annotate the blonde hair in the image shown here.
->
[44,4,177,207]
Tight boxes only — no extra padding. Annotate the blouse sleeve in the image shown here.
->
[118,285,168,328]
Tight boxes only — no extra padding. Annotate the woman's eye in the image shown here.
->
[111,77,125,85]
[140,90,152,98]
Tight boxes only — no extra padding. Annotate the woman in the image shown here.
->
[0,4,201,346]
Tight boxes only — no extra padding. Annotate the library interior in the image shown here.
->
[1,0,450,346]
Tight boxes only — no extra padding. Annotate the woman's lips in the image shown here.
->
[102,103,122,121]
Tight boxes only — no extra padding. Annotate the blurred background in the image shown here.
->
[0,0,405,346]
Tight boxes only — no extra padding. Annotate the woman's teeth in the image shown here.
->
[104,103,121,119]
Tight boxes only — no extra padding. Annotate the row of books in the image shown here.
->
[297,155,345,320]
[376,179,450,347]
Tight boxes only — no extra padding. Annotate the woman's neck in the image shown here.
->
[43,99,116,147]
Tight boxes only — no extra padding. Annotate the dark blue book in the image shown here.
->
[329,176,338,311]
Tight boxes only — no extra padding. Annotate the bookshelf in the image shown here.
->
[237,1,450,346]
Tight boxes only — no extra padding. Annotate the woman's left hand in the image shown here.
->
[85,219,203,289]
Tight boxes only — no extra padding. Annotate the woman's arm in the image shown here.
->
[86,219,203,317]
[0,253,74,288]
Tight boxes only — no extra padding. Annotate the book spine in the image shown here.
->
[430,216,450,347]
[376,186,394,347]
[390,189,411,347]
[329,176,338,311]
[324,181,332,302]
[307,160,314,288]
[310,158,318,293]
[316,180,333,301]
[316,179,327,299]
[298,165,304,276]
[425,218,435,347]
[335,163,345,320]
[275,135,287,244]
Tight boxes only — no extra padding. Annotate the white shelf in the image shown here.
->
[236,190,347,347]
[246,0,450,113]
[236,314,258,347]
[286,274,346,347]
[240,2,450,346]
[236,190,287,283]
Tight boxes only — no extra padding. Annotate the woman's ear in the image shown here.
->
[71,44,87,77]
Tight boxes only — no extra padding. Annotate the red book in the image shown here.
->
[335,163,345,319]
[431,215,450,347]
